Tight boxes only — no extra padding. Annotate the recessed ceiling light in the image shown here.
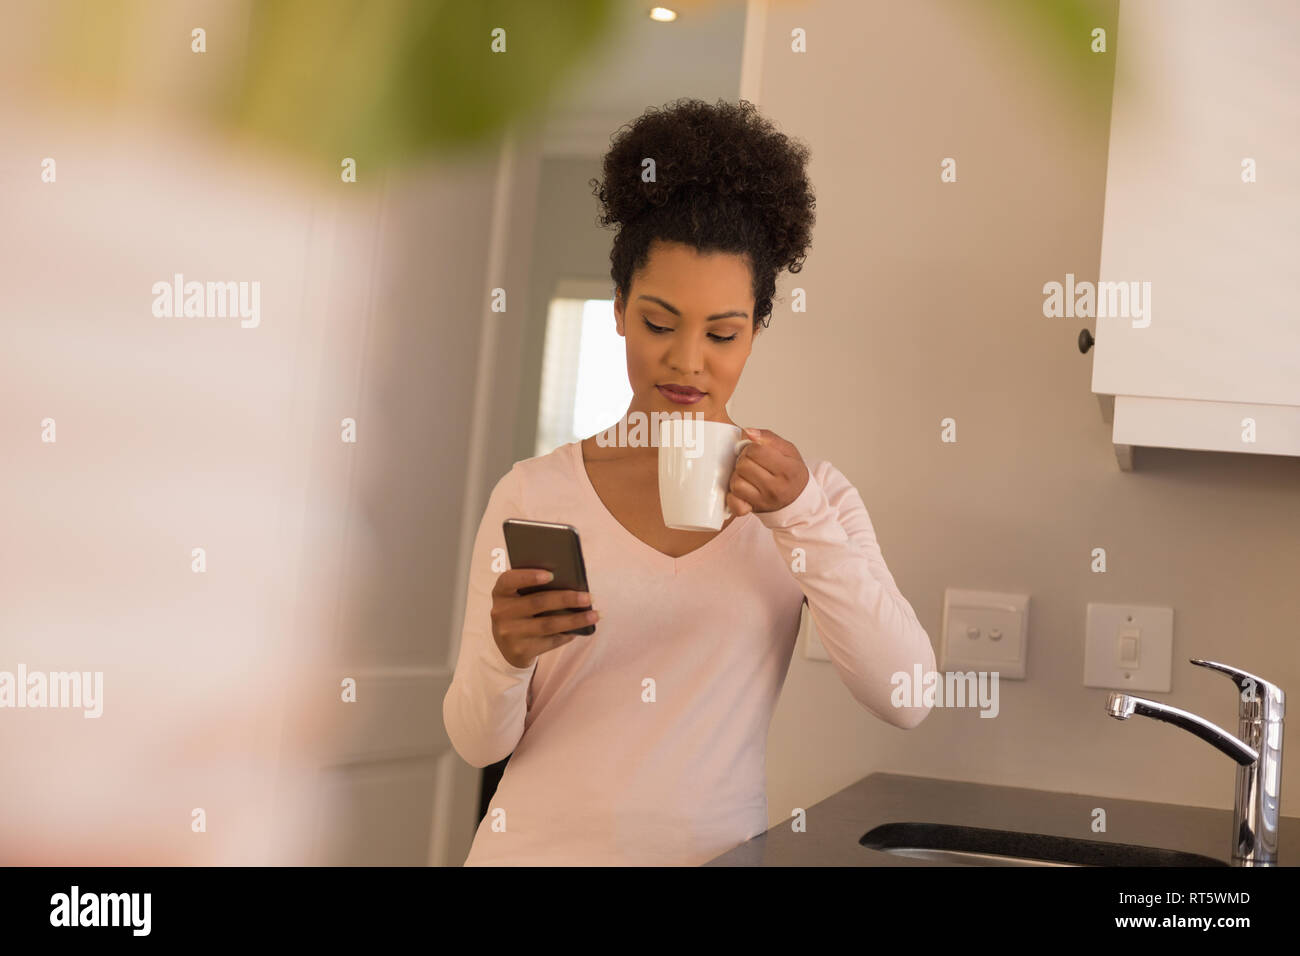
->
[649,7,678,22]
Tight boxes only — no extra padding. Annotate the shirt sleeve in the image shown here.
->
[442,465,539,768]
[756,458,936,729]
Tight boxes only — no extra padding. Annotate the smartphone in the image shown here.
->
[502,519,595,636]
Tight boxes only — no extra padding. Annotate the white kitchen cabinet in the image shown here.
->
[1089,0,1300,469]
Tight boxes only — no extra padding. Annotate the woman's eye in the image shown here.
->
[642,317,737,343]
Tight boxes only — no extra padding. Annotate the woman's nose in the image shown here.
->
[666,342,705,375]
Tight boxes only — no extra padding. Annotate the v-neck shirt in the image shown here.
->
[444,438,935,865]
[573,438,748,573]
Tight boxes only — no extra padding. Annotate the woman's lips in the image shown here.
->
[657,384,705,404]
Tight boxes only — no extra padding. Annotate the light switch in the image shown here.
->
[1084,604,1172,692]
[1118,630,1139,666]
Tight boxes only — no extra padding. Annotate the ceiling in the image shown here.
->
[538,1,749,158]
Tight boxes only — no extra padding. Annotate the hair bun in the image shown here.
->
[591,98,815,328]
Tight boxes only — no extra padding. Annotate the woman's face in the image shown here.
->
[614,240,758,432]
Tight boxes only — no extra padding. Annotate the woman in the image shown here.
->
[443,99,936,866]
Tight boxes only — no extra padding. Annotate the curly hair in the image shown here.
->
[590,98,815,331]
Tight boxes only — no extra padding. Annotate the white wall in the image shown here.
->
[736,0,1300,820]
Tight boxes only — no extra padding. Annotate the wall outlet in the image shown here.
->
[940,588,1028,679]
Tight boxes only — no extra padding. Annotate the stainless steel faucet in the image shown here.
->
[1105,659,1285,866]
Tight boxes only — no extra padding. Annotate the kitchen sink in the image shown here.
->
[861,822,1228,866]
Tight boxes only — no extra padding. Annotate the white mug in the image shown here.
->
[658,418,754,531]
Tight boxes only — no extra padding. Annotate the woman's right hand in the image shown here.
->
[490,569,599,668]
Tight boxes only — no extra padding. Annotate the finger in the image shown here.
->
[496,567,552,596]
[533,608,599,639]
[499,606,596,646]
[740,435,796,476]
[744,427,794,454]
[523,588,592,615]
[734,448,781,482]
[730,471,764,499]
[746,430,803,471]
[726,491,752,516]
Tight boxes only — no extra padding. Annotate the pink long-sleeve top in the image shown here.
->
[443,438,935,866]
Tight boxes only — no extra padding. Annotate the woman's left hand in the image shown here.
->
[726,427,810,516]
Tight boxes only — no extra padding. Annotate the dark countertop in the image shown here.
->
[704,772,1300,866]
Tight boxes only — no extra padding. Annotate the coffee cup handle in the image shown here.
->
[721,438,755,519]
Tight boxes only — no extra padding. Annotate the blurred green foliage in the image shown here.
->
[35,0,1113,175]
[222,0,617,172]
[950,0,1116,120]
[218,0,1117,173]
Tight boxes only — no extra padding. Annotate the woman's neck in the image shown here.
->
[586,406,740,461]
